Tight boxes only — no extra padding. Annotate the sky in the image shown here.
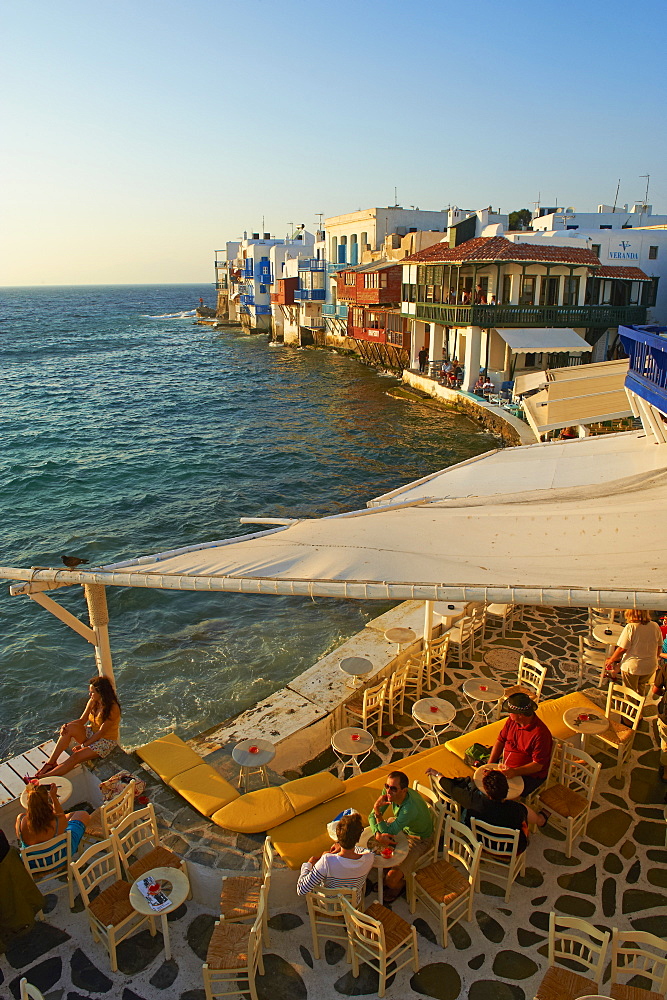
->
[1,0,666,286]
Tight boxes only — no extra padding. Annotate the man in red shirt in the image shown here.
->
[488,693,553,795]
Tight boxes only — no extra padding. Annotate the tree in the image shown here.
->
[508,209,533,231]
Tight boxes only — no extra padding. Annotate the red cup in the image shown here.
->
[351,733,360,741]
[578,713,589,722]
[381,847,394,858]
[480,685,488,692]
[148,881,161,895]
[430,705,438,713]
[248,746,259,754]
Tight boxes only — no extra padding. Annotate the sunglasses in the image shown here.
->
[384,784,400,792]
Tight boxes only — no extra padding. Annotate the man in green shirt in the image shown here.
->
[369,770,433,902]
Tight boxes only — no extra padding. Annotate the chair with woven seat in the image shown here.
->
[20,830,75,910]
[448,607,485,667]
[70,837,156,972]
[484,603,522,639]
[340,897,419,999]
[424,633,450,690]
[609,927,667,999]
[83,779,136,846]
[219,836,273,945]
[496,655,547,719]
[587,683,646,779]
[427,774,461,822]
[346,678,388,736]
[532,912,610,1000]
[408,815,481,947]
[203,885,266,1000]
[305,886,356,962]
[386,660,412,724]
[402,652,427,705]
[470,817,525,902]
[112,802,188,882]
[535,743,600,858]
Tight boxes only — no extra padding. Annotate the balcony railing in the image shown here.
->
[328,262,347,274]
[412,303,648,328]
[619,325,667,414]
[298,258,327,271]
[255,305,271,316]
[304,316,326,328]
[240,294,255,305]
[294,289,326,301]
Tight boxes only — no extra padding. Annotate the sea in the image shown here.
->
[0,284,496,756]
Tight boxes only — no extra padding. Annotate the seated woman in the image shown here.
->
[15,782,90,856]
[35,675,121,778]
[425,767,546,853]
[473,374,486,396]
[296,812,375,906]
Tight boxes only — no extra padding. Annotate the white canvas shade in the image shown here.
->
[497,328,591,353]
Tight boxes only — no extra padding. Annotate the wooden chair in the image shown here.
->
[219,836,273,945]
[20,980,45,1000]
[112,802,187,882]
[408,794,448,868]
[577,635,608,686]
[340,897,419,999]
[424,633,450,690]
[83,779,136,845]
[536,743,601,858]
[408,816,481,947]
[496,655,547,718]
[587,683,646,779]
[448,607,485,667]
[70,837,156,973]
[203,885,266,1000]
[532,912,610,1000]
[469,818,525,902]
[484,603,522,638]
[305,886,356,961]
[386,660,412,724]
[609,927,667,998]
[346,678,388,736]
[427,774,462,822]
[20,829,75,910]
[403,652,427,704]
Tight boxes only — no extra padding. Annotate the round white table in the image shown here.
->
[474,763,523,800]
[463,677,506,730]
[129,866,190,961]
[232,738,276,793]
[340,655,373,690]
[412,697,456,746]
[592,622,623,654]
[433,602,466,629]
[362,827,409,905]
[384,627,417,655]
[20,776,73,809]
[331,727,374,774]
[563,706,609,749]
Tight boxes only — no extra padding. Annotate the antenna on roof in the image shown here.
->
[394,186,398,207]
[640,173,650,206]
[612,179,621,213]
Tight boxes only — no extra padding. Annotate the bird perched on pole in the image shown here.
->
[61,555,89,569]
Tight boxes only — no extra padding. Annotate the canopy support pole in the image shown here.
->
[27,592,97,645]
[423,600,434,645]
[83,584,116,686]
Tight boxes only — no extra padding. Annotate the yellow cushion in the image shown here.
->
[135,732,203,782]
[169,764,239,817]
[282,772,344,813]
[270,786,380,869]
[212,786,294,833]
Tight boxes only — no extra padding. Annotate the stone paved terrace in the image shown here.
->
[2,605,666,999]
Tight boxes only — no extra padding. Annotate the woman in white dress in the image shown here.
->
[297,812,374,906]
[604,609,662,697]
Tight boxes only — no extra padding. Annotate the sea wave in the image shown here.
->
[144,310,197,319]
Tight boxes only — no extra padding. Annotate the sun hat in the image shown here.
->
[503,692,537,715]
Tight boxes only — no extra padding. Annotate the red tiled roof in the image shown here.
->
[402,236,599,266]
[594,265,651,280]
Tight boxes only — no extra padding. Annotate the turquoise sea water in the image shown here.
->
[0,285,495,755]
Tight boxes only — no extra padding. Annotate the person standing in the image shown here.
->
[487,693,553,795]
[418,347,429,374]
[604,610,662,697]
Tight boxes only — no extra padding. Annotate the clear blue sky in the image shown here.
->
[2,0,665,285]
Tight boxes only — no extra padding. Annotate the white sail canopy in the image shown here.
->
[2,432,667,610]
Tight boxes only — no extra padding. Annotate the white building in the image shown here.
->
[532,202,667,232]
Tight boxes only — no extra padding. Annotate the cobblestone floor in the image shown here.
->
[2,606,666,1000]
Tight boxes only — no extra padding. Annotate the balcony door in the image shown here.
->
[539,276,560,306]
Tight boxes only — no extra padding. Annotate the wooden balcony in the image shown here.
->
[412,303,648,328]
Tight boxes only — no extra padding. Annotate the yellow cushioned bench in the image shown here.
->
[212,771,344,834]
[270,744,472,869]
[136,732,239,817]
[444,691,602,761]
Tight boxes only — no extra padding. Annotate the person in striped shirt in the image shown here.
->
[297,812,375,905]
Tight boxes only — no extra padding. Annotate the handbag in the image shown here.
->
[99,771,147,802]
[464,743,492,769]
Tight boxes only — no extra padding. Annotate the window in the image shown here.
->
[363,272,380,289]
[563,276,580,306]
[502,274,512,304]
[642,277,659,307]
[649,246,659,260]
[599,225,612,230]
[539,276,560,306]
[351,307,364,327]
[344,272,355,285]
[386,330,404,346]
[259,284,266,294]
[519,275,536,306]
[591,244,601,257]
